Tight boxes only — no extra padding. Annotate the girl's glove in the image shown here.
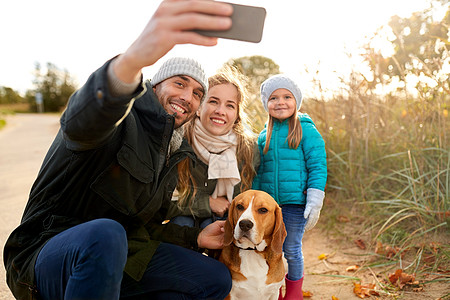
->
[304,188,325,231]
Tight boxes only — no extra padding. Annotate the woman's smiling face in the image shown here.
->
[199,83,239,136]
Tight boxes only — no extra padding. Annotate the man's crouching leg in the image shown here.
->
[120,243,232,299]
[35,218,128,300]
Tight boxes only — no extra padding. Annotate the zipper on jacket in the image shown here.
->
[159,116,174,172]
[160,148,194,183]
[166,152,170,167]
[135,148,194,221]
[274,122,279,200]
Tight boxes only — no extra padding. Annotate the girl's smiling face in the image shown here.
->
[267,88,297,121]
[199,83,239,136]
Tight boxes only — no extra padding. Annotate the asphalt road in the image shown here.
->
[0,113,60,300]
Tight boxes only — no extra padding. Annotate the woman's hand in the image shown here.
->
[197,220,225,249]
[209,196,230,217]
[114,0,232,83]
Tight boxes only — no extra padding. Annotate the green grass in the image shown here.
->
[301,68,449,287]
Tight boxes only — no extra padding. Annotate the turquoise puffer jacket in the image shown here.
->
[252,113,327,205]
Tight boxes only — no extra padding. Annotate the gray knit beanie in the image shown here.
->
[151,57,208,101]
[260,74,303,112]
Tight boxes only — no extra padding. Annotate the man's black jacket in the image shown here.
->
[3,59,200,299]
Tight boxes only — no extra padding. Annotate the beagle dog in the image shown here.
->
[219,190,287,300]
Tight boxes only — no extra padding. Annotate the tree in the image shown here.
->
[360,3,449,152]
[0,86,25,104]
[222,55,280,133]
[29,62,77,112]
[362,3,449,90]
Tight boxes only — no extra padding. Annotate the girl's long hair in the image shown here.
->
[176,67,256,210]
[263,111,302,155]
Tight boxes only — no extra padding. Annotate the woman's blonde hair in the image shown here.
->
[176,66,256,210]
[263,110,302,155]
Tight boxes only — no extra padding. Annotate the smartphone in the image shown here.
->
[195,2,267,43]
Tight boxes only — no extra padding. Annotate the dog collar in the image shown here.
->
[234,241,258,251]
[238,246,256,250]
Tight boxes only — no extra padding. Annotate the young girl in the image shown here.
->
[252,74,327,300]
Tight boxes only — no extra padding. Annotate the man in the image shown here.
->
[4,1,234,299]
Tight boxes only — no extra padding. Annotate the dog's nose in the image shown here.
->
[239,219,254,232]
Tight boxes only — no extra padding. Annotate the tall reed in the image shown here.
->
[302,71,449,253]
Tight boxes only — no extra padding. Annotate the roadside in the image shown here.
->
[0,113,60,300]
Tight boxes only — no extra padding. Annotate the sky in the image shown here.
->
[0,0,443,96]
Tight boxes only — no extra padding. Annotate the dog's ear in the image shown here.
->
[270,204,287,253]
[223,200,235,246]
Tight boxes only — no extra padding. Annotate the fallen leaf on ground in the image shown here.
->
[346,265,360,272]
[303,290,313,297]
[353,282,379,298]
[375,241,384,254]
[388,269,416,289]
[331,296,339,300]
[318,253,328,260]
[375,241,406,258]
[354,239,366,250]
[388,269,402,284]
[385,245,398,258]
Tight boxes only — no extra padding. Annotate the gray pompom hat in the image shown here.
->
[260,74,303,112]
[151,57,208,101]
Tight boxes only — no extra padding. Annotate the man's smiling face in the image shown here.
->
[153,75,204,128]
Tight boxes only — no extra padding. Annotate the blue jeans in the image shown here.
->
[171,215,213,229]
[35,218,231,299]
[281,204,307,281]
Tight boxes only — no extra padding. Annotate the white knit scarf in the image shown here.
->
[192,118,240,202]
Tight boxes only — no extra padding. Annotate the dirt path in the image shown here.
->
[0,114,447,300]
[0,113,60,300]
[302,225,449,299]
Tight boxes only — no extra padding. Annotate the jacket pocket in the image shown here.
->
[42,214,81,234]
[91,143,155,217]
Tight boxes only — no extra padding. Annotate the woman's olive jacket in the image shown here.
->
[3,59,199,299]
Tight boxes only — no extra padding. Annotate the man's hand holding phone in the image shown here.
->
[115,0,233,83]
[115,0,266,84]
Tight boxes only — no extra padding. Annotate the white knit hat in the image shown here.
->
[260,74,303,112]
[151,57,208,101]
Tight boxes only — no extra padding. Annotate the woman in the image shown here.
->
[172,67,257,228]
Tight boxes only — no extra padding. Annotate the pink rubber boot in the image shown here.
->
[283,275,304,300]
[278,286,284,300]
